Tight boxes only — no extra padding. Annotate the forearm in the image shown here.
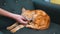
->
[0,8,28,24]
[0,8,15,18]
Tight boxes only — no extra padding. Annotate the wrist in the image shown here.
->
[8,13,16,19]
[9,14,19,20]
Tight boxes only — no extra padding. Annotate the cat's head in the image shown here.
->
[21,8,34,21]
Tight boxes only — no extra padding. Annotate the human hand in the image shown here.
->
[12,14,28,24]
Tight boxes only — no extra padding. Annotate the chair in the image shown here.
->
[0,0,60,34]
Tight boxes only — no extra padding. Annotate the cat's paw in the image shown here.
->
[26,25,34,28]
[26,25,40,30]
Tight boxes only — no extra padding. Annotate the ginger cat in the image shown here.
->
[22,8,50,30]
[7,8,50,33]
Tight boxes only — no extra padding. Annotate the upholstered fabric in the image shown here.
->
[1,23,60,34]
[0,31,3,34]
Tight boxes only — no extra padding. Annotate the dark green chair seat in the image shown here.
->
[1,23,60,34]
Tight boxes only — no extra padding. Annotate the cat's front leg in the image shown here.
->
[7,22,18,30]
[10,25,25,33]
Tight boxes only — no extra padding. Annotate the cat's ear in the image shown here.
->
[22,8,26,12]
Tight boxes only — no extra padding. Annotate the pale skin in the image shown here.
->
[0,8,28,24]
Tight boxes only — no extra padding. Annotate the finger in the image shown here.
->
[21,16,28,21]
[19,19,28,24]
